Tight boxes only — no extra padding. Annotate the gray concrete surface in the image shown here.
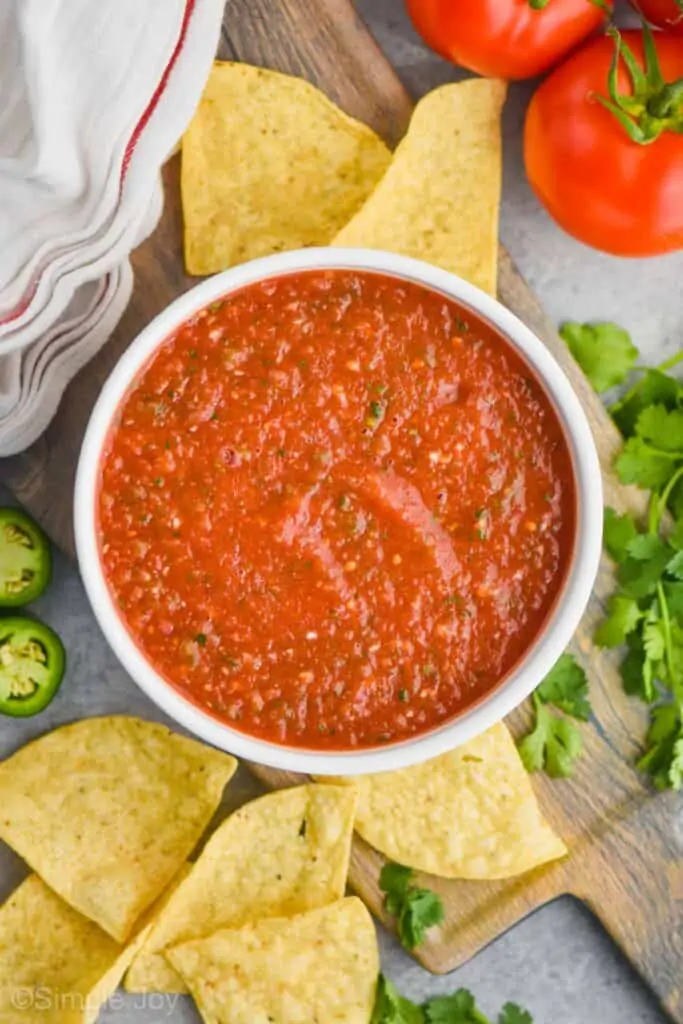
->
[0,1,680,1020]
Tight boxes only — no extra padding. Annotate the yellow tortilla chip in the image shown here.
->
[125,783,357,994]
[181,62,391,274]
[0,717,237,942]
[167,897,378,1024]
[334,79,507,296]
[0,875,149,1024]
[324,723,566,879]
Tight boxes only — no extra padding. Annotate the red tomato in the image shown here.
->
[405,0,608,80]
[632,0,683,32]
[524,31,683,256]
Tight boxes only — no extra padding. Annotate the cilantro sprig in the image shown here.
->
[379,863,444,950]
[562,321,683,790]
[559,322,638,394]
[517,654,591,778]
[596,505,683,789]
[371,976,533,1024]
[372,976,424,1024]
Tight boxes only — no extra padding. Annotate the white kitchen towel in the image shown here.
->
[0,179,164,457]
[0,0,225,453]
[0,266,134,457]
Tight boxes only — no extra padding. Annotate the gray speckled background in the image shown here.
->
[0,1,680,1019]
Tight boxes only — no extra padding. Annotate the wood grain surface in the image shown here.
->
[1,0,681,1016]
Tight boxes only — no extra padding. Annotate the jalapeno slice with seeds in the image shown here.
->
[0,508,52,607]
[0,617,65,717]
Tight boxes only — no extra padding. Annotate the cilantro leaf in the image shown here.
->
[560,321,637,393]
[542,713,583,777]
[670,735,683,790]
[667,550,683,580]
[617,534,672,598]
[588,329,683,792]
[615,437,676,491]
[516,712,547,774]
[619,635,654,702]
[400,888,446,949]
[379,862,412,913]
[535,652,591,720]
[603,507,638,563]
[372,979,533,1024]
[666,625,683,690]
[611,369,681,438]
[594,594,642,648]
[379,863,444,950]
[637,704,683,791]
[622,634,651,700]
[372,976,424,1024]
[663,581,683,619]
[628,534,668,560]
[642,618,666,664]
[424,990,489,1024]
[668,519,683,551]
[636,404,683,453]
[499,1006,533,1024]
[670,477,683,522]
[517,699,583,778]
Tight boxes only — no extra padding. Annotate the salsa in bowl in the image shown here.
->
[75,248,602,774]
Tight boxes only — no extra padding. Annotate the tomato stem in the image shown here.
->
[527,0,551,8]
[596,22,683,145]
[643,20,664,89]
[648,79,683,119]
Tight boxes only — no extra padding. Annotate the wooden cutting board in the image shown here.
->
[1,0,682,1016]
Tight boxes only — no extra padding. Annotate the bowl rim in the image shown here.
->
[74,246,603,775]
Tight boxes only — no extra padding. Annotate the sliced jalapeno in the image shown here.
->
[0,508,52,607]
[0,617,65,717]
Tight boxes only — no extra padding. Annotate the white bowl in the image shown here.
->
[75,247,602,775]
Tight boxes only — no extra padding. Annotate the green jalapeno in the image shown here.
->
[0,617,65,717]
[0,508,52,607]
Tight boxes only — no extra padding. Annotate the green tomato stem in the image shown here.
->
[647,78,683,119]
[599,21,683,144]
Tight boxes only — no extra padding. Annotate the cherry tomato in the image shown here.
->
[631,0,683,32]
[524,30,683,256]
[405,0,609,80]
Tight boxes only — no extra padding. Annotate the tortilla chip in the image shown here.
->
[334,79,507,297]
[167,897,378,1024]
[125,783,357,993]
[323,723,566,879]
[181,62,391,275]
[0,717,237,942]
[0,875,149,1024]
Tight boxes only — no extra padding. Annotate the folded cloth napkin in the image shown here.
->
[0,0,225,454]
[0,181,164,457]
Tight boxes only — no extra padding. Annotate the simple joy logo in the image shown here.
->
[10,987,181,1015]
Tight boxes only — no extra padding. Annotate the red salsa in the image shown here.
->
[99,270,576,749]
